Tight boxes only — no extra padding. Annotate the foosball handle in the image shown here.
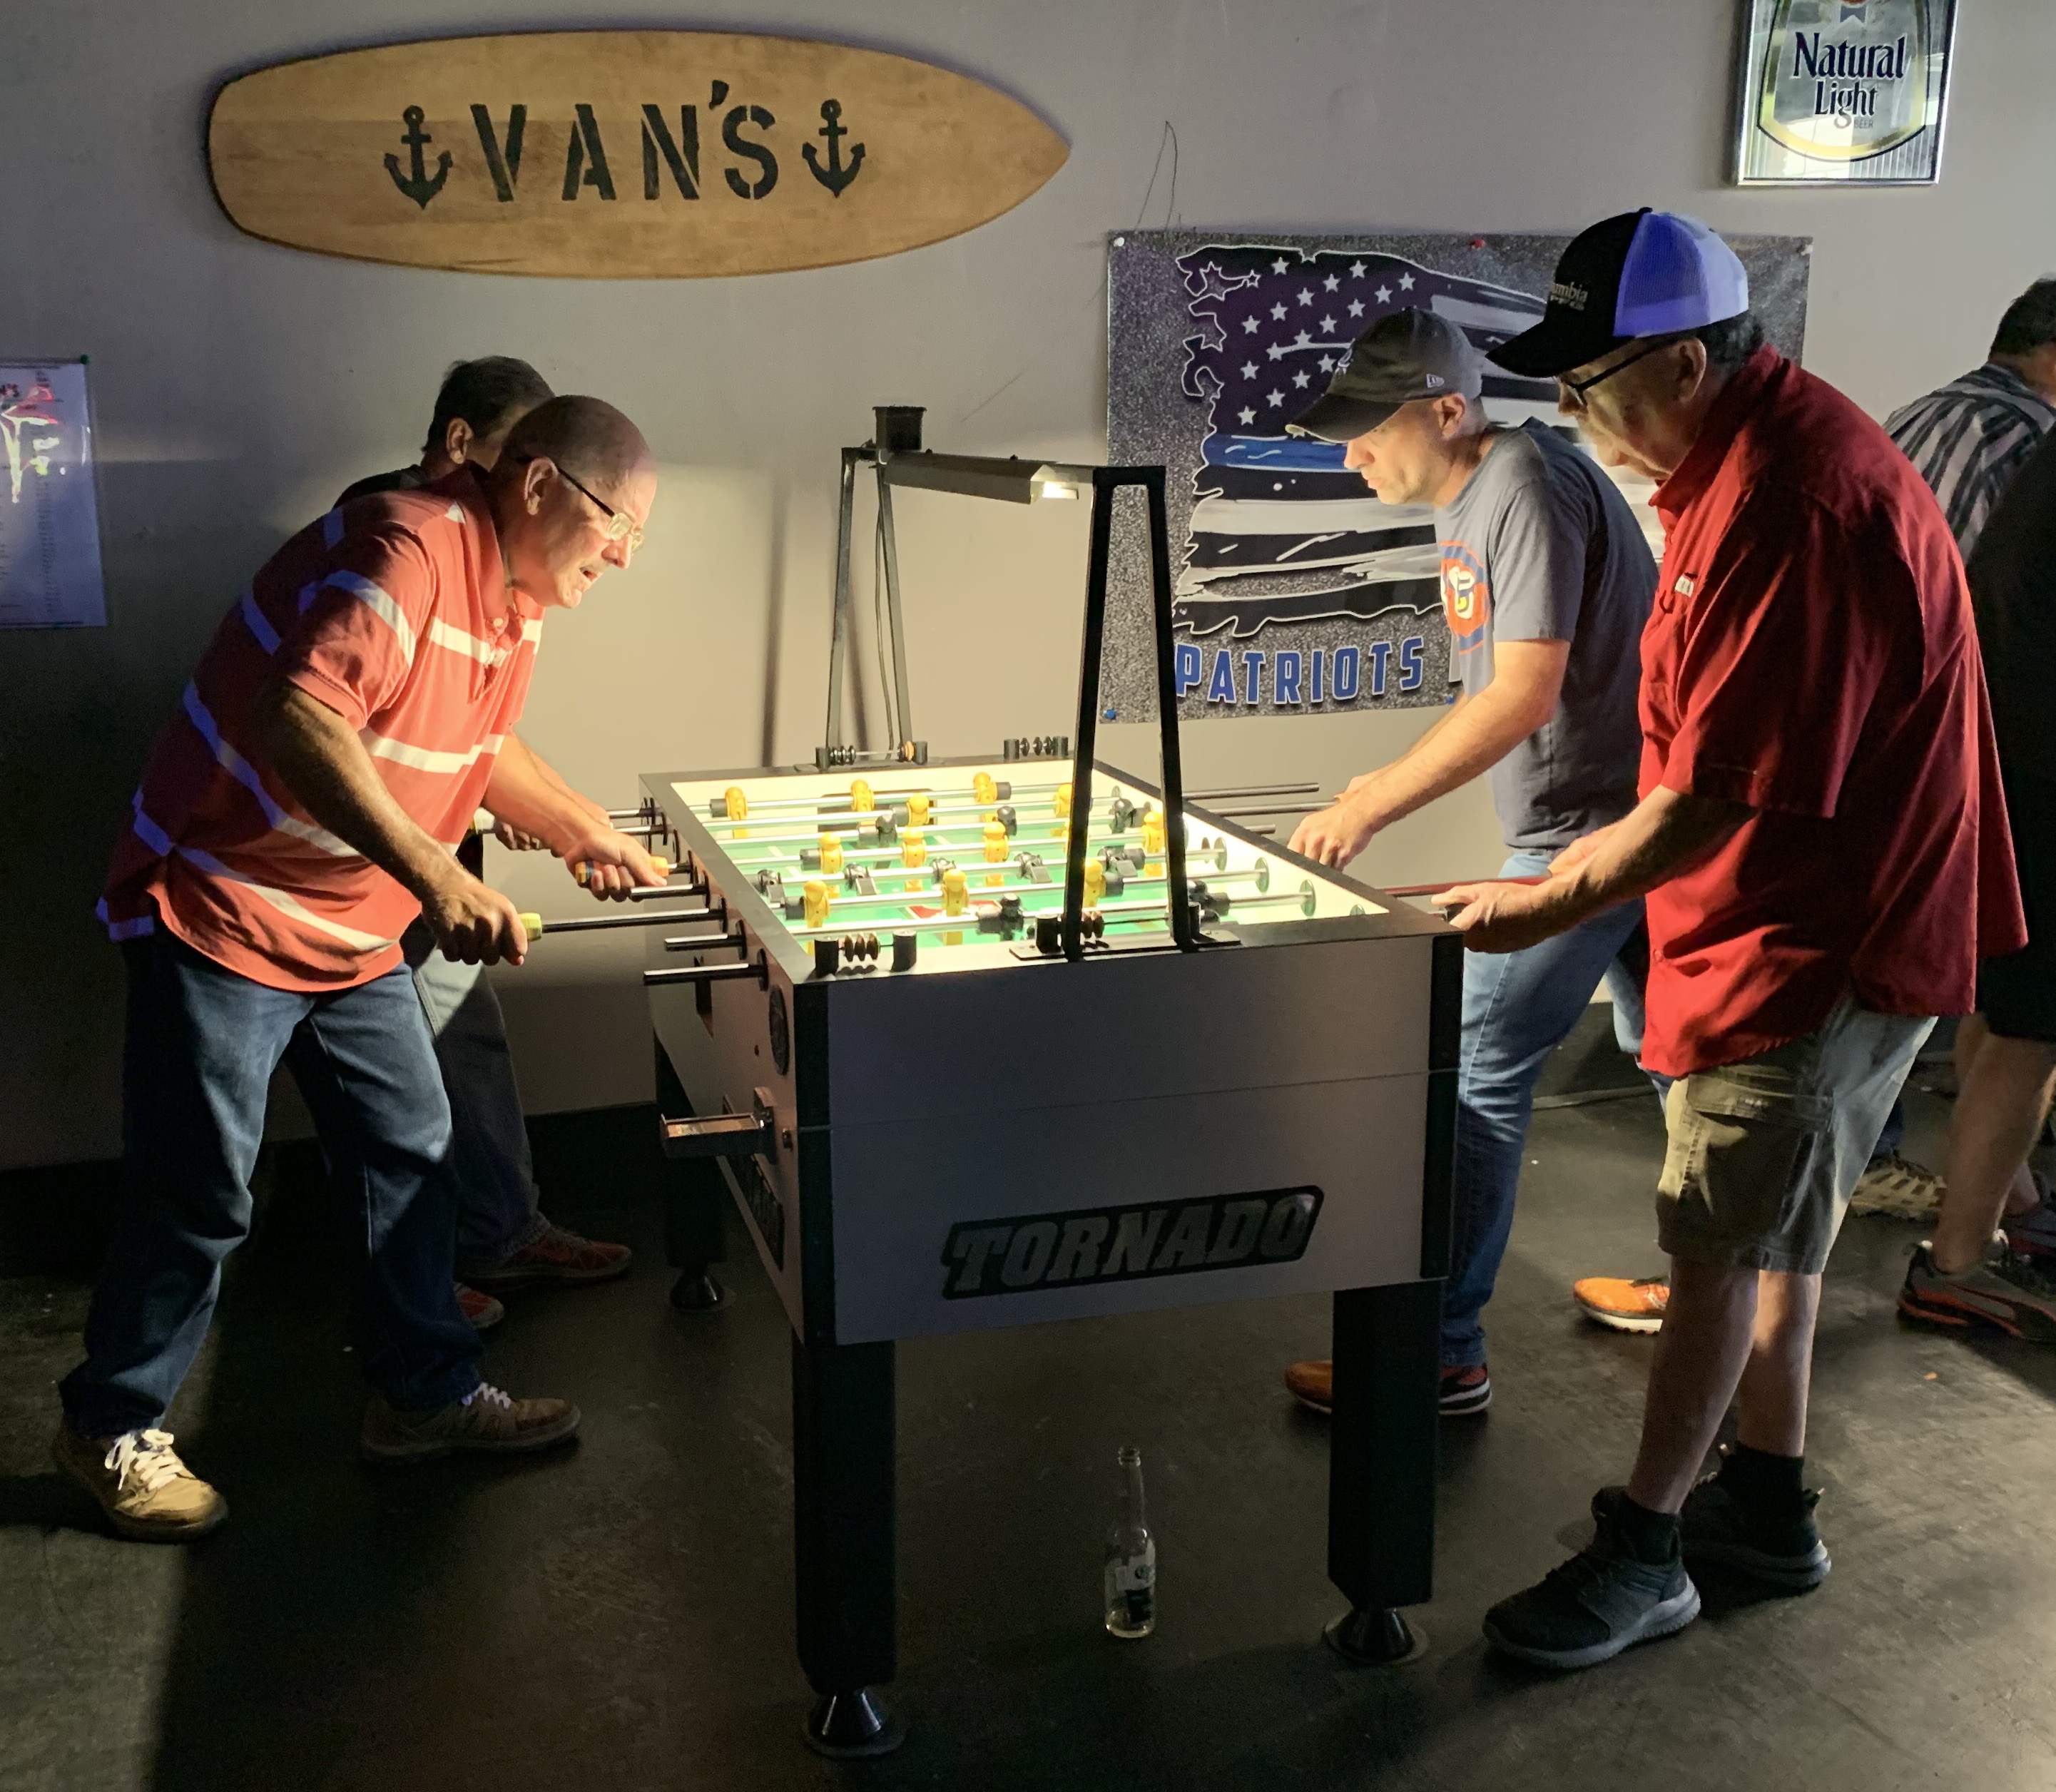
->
[519,912,544,942]
[574,854,671,887]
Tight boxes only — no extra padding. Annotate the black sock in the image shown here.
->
[1717,1442,1806,1512]
[1612,1492,1681,1562]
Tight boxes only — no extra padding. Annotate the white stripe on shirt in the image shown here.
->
[322,571,417,663]
[239,587,280,654]
[180,683,360,857]
[360,729,505,775]
[174,841,398,951]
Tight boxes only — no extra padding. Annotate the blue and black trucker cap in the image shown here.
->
[1490,209,1751,379]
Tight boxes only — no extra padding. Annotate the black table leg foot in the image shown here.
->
[1324,1606,1428,1665]
[805,1688,905,1758]
[668,1270,727,1310]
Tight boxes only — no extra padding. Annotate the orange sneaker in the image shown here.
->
[1573,1275,1669,1333]
[1284,1358,1333,1415]
[466,1219,632,1292]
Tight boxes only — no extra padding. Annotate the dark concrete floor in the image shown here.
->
[6,1030,2056,1792]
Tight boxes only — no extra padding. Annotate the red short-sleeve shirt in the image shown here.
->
[1638,349,2023,1076]
[98,468,543,992]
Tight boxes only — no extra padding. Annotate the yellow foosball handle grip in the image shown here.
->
[574,854,671,887]
[520,912,544,942]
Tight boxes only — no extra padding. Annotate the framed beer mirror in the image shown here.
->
[1732,0,1958,186]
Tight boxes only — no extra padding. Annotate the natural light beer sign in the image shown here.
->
[207,32,1069,278]
[1732,0,1958,185]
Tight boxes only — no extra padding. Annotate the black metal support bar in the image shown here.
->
[1144,467,1195,951]
[825,446,865,753]
[794,1334,902,1757]
[1060,467,1196,960]
[1325,1278,1440,1662]
[1059,474,1118,962]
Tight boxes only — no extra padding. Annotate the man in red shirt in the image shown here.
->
[56,396,661,1542]
[1435,211,2022,1669]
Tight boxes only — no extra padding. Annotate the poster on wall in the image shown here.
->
[1102,229,1809,722]
[0,359,106,631]
[1732,0,1958,185]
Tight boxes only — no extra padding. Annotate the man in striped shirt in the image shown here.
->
[1887,280,2056,560]
[56,396,659,1541]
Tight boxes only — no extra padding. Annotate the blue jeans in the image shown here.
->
[1442,850,1649,1369]
[404,920,546,1273]
[61,932,483,1437]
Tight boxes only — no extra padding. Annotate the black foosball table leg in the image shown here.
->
[655,1037,728,1310]
[793,1333,902,1757]
[1324,1278,1440,1664]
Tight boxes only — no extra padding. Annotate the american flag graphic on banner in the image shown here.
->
[1173,245,1559,639]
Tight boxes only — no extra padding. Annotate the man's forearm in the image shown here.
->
[248,681,462,903]
[1553,786,1751,922]
[1352,686,1550,832]
[484,737,606,852]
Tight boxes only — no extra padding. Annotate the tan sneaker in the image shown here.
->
[360,1382,581,1463]
[1847,1153,1945,1223]
[51,1425,227,1542]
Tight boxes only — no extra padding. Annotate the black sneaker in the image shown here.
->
[1681,1457,1830,1590]
[1439,1361,1492,1416]
[1482,1489,1700,1670]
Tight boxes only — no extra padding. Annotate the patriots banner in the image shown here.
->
[1103,229,1810,720]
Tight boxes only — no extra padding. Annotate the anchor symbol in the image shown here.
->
[803,98,865,197]
[385,106,452,209]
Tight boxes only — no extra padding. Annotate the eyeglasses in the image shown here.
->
[509,453,645,552]
[1557,336,1682,411]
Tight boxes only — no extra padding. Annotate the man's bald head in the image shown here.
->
[492,396,658,611]
[502,395,653,493]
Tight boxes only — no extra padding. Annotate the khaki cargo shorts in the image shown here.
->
[1656,999,1934,1276]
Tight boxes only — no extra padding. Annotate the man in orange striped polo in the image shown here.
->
[56,395,660,1541]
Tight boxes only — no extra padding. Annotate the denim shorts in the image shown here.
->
[1655,999,1933,1275]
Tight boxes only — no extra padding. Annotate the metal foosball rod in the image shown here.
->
[745,880,1322,947]
[519,905,722,940]
[734,828,1233,877]
[779,859,1278,920]
[693,773,1069,819]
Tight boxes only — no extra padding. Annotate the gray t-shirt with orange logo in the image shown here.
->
[1435,420,1656,849]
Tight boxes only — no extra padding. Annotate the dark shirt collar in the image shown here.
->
[1654,346,1786,523]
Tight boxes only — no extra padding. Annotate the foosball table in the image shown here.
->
[627,750,1458,1755]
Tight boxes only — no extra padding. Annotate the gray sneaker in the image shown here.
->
[1898,1240,2056,1343]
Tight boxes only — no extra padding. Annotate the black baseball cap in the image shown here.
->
[1492,209,1751,379]
[1286,308,1483,442]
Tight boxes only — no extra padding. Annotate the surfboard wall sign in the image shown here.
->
[207,32,1069,279]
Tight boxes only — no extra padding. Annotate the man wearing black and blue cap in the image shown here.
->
[1280,307,1656,1421]
[1435,210,2022,1669]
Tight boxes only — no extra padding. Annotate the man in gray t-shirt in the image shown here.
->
[1280,308,1656,1419]
[1440,418,1651,847]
